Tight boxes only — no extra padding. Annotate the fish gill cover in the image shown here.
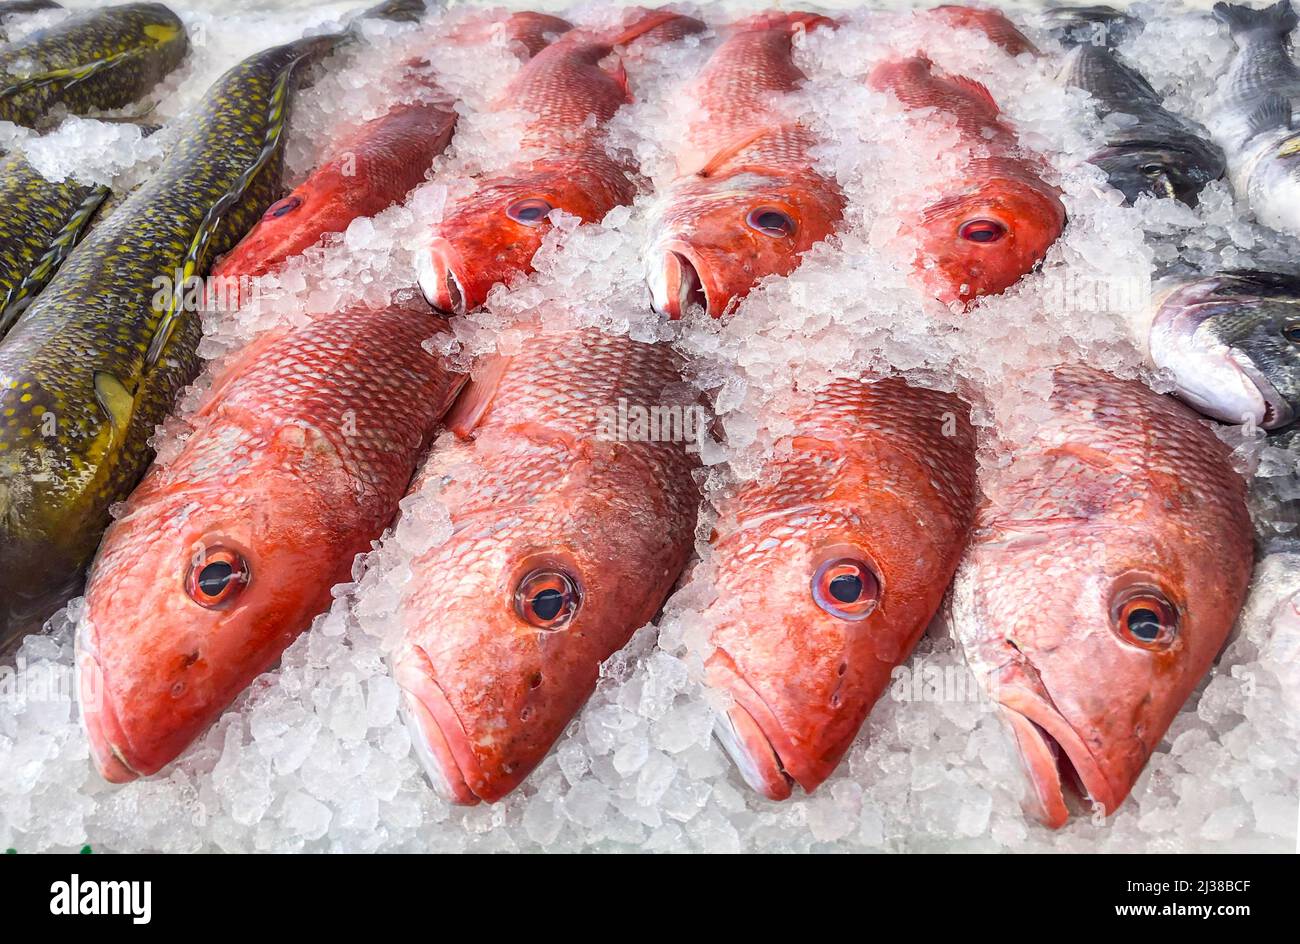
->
[0,0,1294,852]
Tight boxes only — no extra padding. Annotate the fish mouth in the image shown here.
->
[997,693,1120,829]
[394,648,483,806]
[1150,287,1296,428]
[75,622,143,785]
[650,246,712,319]
[707,656,797,800]
[417,238,471,316]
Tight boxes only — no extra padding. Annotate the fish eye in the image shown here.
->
[1283,321,1300,344]
[506,197,553,226]
[1110,584,1178,651]
[745,206,796,238]
[957,218,1007,243]
[1139,162,1166,178]
[265,196,301,219]
[186,546,248,609]
[812,558,880,621]
[514,569,579,629]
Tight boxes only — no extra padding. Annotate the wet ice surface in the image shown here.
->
[1,2,1296,852]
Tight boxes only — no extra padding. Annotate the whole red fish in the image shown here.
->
[704,378,977,799]
[417,9,705,314]
[647,12,846,319]
[952,365,1253,826]
[868,56,1064,307]
[391,327,700,803]
[77,297,465,781]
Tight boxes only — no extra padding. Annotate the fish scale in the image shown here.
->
[701,376,978,799]
[646,12,845,320]
[0,31,347,648]
[0,2,188,127]
[391,327,701,804]
[78,298,466,782]
[418,9,705,315]
[951,365,1253,827]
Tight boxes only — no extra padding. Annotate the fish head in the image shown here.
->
[212,171,356,285]
[1249,139,1300,235]
[1150,271,1300,428]
[960,469,1249,826]
[394,465,693,803]
[647,171,844,319]
[911,177,1065,306]
[417,168,613,314]
[77,438,347,782]
[1091,142,1224,206]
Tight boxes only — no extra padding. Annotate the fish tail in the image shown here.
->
[609,8,705,48]
[1213,0,1298,41]
[731,11,838,35]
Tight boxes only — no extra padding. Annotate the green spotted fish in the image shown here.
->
[0,153,108,339]
[0,28,364,647]
[0,2,187,127]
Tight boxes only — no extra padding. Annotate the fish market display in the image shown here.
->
[0,3,188,127]
[78,294,465,782]
[1057,17,1225,205]
[0,2,1293,856]
[0,153,107,337]
[646,12,844,319]
[417,9,704,314]
[390,326,700,803]
[951,365,1253,827]
[1210,0,1300,235]
[869,54,1065,306]
[704,377,977,800]
[0,7,406,649]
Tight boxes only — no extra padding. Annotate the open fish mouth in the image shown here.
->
[417,238,469,316]
[394,648,482,805]
[997,694,1118,829]
[649,244,712,319]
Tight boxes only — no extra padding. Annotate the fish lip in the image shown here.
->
[75,621,143,785]
[1151,286,1295,427]
[394,648,484,806]
[418,238,470,316]
[650,244,711,319]
[996,693,1121,829]
[707,655,797,800]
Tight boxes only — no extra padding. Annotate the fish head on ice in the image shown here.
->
[1090,140,1225,207]
[393,436,697,804]
[1243,132,1300,236]
[646,170,844,319]
[77,437,351,782]
[1149,270,1300,428]
[418,165,621,314]
[956,380,1252,826]
[912,175,1065,306]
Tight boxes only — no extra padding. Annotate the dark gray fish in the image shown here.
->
[1057,20,1225,204]
[1146,269,1300,429]
[1044,4,1144,48]
[1211,1,1300,234]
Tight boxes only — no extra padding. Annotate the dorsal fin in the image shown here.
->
[694,126,772,178]
[1248,93,1292,137]
[610,9,696,47]
[948,75,1000,115]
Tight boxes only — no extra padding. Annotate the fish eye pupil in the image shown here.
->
[746,207,795,237]
[197,561,233,597]
[1284,322,1300,344]
[1140,163,1164,177]
[530,588,564,621]
[958,219,1006,243]
[507,198,553,225]
[1126,607,1162,642]
[828,573,862,603]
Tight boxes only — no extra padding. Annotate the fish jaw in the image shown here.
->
[77,620,144,784]
[710,667,795,801]
[394,646,483,805]
[647,241,720,320]
[417,236,474,315]
[1149,277,1297,428]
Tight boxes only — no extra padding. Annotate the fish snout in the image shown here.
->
[394,647,482,806]
[76,623,143,785]
[417,238,473,316]
[713,701,795,801]
[649,246,712,319]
